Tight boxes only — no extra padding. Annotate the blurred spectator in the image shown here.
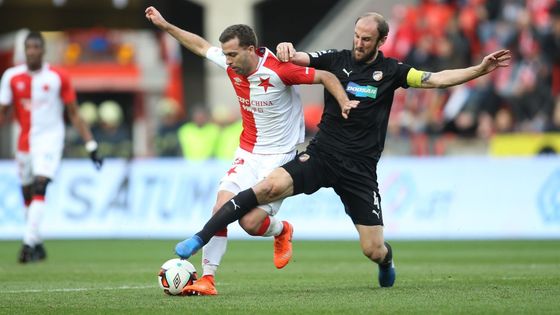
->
[386,0,558,146]
[177,106,220,161]
[494,106,516,133]
[212,105,243,161]
[541,2,560,97]
[154,98,183,157]
[79,101,99,127]
[545,96,560,131]
[96,100,132,158]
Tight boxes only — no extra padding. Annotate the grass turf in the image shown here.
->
[0,240,559,314]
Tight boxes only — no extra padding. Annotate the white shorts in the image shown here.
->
[16,149,62,185]
[218,148,296,215]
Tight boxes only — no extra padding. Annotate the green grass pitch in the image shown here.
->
[0,239,559,314]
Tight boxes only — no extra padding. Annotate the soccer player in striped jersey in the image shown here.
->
[0,31,103,263]
[145,6,358,295]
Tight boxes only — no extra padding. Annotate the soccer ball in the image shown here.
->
[158,258,198,296]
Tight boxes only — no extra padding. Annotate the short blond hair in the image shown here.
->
[355,12,389,38]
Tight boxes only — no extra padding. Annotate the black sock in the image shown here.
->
[195,189,259,244]
[379,241,393,268]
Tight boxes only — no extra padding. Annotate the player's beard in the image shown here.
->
[352,44,377,63]
[232,66,248,76]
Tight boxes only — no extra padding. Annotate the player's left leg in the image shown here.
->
[16,152,35,263]
[22,176,51,263]
[185,190,235,296]
[355,225,395,287]
[335,159,395,287]
[238,207,293,269]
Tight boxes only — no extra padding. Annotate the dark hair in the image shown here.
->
[25,31,45,47]
[355,12,389,39]
[219,24,257,48]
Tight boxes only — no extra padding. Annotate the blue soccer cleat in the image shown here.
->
[378,260,396,287]
[175,235,203,259]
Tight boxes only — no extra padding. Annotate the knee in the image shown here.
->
[32,177,51,197]
[256,175,289,202]
[362,242,387,263]
[239,215,262,235]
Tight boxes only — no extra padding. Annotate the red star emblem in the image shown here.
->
[258,77,274,92]
[43,84,49,91]
[227,166,237,176]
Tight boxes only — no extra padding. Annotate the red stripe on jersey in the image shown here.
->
[50,66,76,104]
[228,68,257,152]
[262,54,316,86]
[10,73,32,152]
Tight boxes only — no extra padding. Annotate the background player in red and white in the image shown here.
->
[146,6,358,296]
[0,31,103,263]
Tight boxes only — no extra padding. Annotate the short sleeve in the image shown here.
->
[0,70,13,105]
[395,62,413,89]
[205,46,227,69]
[275,62,316,86]
[56,69,77,104]
[306,49,338,71]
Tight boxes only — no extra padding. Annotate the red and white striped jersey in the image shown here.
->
[206,47,316,154]
[0,63,75,153]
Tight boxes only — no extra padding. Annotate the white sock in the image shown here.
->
[262,216,284,237]
[23,198,45,246]
[201,236,228,276]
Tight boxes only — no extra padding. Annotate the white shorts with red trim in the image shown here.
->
[16,149,62,185]
[218,147,296,215]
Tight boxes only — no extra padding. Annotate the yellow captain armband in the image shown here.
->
[406,68,424,88]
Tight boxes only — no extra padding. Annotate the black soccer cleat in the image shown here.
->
[18,245,35,264]
[34,244,47,261]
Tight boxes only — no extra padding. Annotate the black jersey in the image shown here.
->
[307,49,412,162]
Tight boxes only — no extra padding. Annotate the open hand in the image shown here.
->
[480,49,511,74]
[341,100,359,119]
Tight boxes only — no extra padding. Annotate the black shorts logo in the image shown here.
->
[298,153,310,162]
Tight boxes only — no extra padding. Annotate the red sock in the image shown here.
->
[255,216,271,236]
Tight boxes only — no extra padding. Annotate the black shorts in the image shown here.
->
[281,145,383,226]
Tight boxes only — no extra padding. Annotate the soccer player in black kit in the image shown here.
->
[175,12,511,290]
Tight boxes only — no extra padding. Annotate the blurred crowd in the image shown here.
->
[65,99,133,159]
[153,100,242,160]
[382,0,560,140]
[66,98,242,160]
[63,0,560,159]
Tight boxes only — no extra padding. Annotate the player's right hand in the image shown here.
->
[341,100,359,119]
[145,6,167,29]
[85,140,103,170]
[276,42,296,62]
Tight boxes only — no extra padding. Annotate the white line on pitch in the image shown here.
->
[1,285,156,294]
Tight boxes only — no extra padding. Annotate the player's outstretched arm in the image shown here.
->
[145,6,211,57]
[412,49,511,89]
[276,42,310,66]
[67,101,103,170]
[314,70,359,119]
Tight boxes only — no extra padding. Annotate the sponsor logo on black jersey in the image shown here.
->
[346,82,378,99]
